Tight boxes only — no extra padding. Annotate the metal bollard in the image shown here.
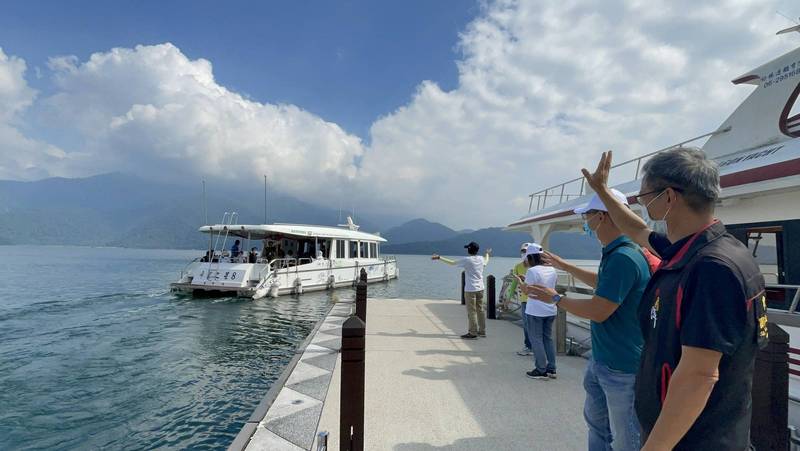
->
[359,268,367,283]
[317,431,329,451]
[355,279,367,323]
[487,275,496,320]
[340,316,365,451]
[461,271,466,305]
[555,308,567,354]
[750,322,789,451]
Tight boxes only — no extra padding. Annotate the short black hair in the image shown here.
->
[526,253,542,266]
[465,242,479,255]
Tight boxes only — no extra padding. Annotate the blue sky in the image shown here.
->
[1,0,798,228]
[0,0,479,141]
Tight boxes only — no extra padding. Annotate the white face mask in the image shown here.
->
[644,190,672,234]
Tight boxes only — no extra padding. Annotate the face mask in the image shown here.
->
[644,190,672,234]
[583,221,596,239]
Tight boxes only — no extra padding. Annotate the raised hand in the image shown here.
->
[541,250,567,270]
[581,150,613,193]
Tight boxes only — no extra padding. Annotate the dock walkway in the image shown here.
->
[315,298,587,450]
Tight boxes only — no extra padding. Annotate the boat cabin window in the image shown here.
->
[319,239,331,258]
[746,228,782,284]
[349,241,358,258]
[336,240,345,259]
[360,241,368,258]
[369,242,378,258]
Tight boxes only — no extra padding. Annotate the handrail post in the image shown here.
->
[355,278,367,323]
[750,322,789,450]
[461,272,466,305]
[359,268,367,283]
[340,316,365,451]
[487,275,496,320]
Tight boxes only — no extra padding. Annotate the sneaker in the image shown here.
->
[516,348,533,356]
[526,369,549,380]
[547,370,557,379]
[460,333,479,340]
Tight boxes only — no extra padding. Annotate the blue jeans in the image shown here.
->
[583,359,641,451]
[521,302,531,349]
[525,314,555,372]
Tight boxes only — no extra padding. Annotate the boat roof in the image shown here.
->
[198,223,387,242]
[508,138,800,230]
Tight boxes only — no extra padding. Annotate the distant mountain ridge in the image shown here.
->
[382,218,458,245]
[0,173,393,249]
[382,228,601,259]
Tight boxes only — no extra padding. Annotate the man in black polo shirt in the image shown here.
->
[581,147,767,451]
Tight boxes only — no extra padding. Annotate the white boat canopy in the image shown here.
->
[198,223,387,242]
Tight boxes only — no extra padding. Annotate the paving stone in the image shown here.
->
[266,402,324,450]
[287,373,333,401]
[246,426,305,451]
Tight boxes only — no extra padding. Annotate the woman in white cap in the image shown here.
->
[520,243,558,379]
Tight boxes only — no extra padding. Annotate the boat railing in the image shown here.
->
[179,257,201,279]
[525,127,731,214]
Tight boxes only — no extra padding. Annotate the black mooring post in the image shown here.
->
[487,275,496,319]
[359,267,367,283]
[750,322,789,451]
[355,278,367,323]
[340,315,365,451]
[461,271,465,305]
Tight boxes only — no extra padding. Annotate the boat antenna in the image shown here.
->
[264,174,267,225]
[202,179,207,225]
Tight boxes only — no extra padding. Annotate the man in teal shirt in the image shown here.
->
[528,189,650,451]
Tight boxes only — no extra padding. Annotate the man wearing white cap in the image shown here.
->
[528,188,650,451]
[520,243,558,380]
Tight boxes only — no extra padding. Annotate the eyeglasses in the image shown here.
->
[635,187,682,204]
[580,210,601,221]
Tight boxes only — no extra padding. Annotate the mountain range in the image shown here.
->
[0,173,600,259]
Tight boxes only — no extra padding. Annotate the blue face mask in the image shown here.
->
[583,221,596,239]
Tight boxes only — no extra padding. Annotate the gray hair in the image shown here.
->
[641,147,720,212]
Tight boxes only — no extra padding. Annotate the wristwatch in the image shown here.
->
[552,294,563,304]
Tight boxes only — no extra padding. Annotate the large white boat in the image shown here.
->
[170,215,398,298]
[508,34,800,439]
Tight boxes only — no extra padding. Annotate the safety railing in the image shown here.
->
[526,127,730,214]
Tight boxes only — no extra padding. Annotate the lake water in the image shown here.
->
[0,246,536,450]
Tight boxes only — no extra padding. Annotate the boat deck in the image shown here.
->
[314,298,587,450]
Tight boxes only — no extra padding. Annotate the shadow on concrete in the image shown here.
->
[386,299,586,450]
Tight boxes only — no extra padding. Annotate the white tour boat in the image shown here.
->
[508,31,800,441]
[170,215,398,298]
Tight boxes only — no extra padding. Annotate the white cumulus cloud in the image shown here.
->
[358,0,794,227]
[1,0,798,229]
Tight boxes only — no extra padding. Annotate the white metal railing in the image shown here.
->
[526,127,731,214]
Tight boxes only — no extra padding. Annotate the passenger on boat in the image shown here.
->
[230,240,241,258]
[580,148,767,451]
[248,247,258,264]
[432,242,491,339]
[527,188,650,451]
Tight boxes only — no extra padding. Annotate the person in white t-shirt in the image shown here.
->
[432,241,491,339]
[520,243,558,379]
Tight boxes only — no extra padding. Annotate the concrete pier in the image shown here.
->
[231,297,588,450]
[315,298,587,450]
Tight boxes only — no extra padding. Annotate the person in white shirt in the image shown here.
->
[520,243,558,379]
[432,241,492,339]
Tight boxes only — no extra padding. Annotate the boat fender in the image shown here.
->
[327,275,336,290]
[268,281,280,298]
[293,278,303,295]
